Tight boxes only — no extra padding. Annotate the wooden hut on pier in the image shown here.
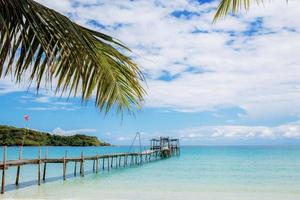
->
[150,137,180,157]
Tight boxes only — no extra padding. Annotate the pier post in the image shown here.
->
[74,161,77,176]
[38,148,41,185]
[63,151,67,180]
[115,156,118,168]
[107,157,110,172]
[15,146,22,185]
[111,156,113,168]
[42,147,48,181]
[93,160,95,172]
[102,158,105,171]
[80,151,84,177]
[1,146,7,194]
[125,155,128,166]
[96,154,99,174]
[119,156,121,167]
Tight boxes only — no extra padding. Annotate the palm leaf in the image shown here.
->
[0,0,145,113]
[213,0,288,22]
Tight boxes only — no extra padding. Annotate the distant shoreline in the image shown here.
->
[0,125,111,146]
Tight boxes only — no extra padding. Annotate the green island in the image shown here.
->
[0,125,110,146]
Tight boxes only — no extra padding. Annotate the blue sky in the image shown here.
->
[1,0,300,145]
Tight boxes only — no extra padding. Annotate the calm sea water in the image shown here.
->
[1,146,300,200]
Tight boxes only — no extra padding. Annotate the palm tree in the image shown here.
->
[214,0,287,22]
[0,0,145,113]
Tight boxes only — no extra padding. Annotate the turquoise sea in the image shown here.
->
[1,146,300,200]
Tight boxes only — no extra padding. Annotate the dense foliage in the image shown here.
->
[0,125,110,146]
[0,0,145,114]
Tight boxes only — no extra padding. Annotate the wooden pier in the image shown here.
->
[0,137,180,194]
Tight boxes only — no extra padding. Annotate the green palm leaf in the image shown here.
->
[0,0,145,113]
[213,0,287,22]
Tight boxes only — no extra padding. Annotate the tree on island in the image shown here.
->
[0,0,145,114]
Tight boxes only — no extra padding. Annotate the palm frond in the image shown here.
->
[213,0,277,22]
[0,0,145,113]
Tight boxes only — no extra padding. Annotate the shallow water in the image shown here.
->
[1,146,300,200]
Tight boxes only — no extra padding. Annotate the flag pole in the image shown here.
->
[22,115,30,147]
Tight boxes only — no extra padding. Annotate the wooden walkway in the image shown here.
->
[0,147,162,194]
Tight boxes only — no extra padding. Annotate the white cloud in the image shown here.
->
[18,95,77,111]
[34,96,50,103]
[52,127,97,136]
[0,78,25,95]
[25,106,79,111]
[170,121,300,141]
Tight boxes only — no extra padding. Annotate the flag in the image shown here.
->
[24,115,29,121]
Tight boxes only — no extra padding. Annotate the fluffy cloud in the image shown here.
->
[0,78,25,95]
[19,95,79,111]
[173,122,300,142]
[52,127,97,136]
